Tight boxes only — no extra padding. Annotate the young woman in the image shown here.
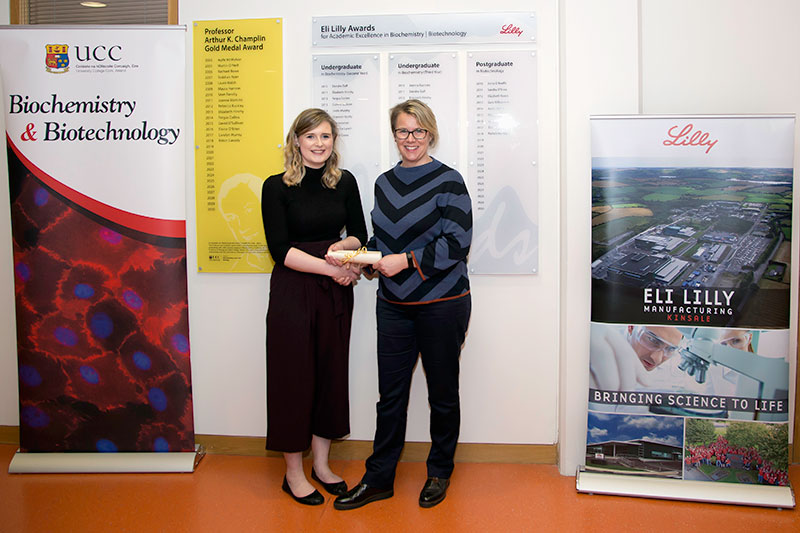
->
[261,108,367,505]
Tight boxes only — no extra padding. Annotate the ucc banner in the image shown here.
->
[0,26,194,453]
[586,116,794,492]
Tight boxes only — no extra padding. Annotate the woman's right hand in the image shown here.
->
[331,263,361,286]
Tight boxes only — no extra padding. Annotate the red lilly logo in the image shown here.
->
[663,123,718,154]
[500,24,523,37]
[45,44,70,74]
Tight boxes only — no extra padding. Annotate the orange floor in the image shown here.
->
[0,444,798,532]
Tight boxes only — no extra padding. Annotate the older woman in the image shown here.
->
[335,99,472,510]
[261,108,367,505]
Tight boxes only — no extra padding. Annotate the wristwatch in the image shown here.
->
[405,251,414,268]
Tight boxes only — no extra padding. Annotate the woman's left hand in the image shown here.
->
[374,253,409,278]
[325,241,346,266]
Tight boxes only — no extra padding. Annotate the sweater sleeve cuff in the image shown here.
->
[409,250,425,280]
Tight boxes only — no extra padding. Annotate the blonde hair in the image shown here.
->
[282,108,343,188]
[389,99,439,148]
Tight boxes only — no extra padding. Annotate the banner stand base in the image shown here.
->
[8,444,206,474]
[576,466,795,509]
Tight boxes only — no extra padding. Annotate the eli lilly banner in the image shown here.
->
[0,26,194,453]
[311,12,536,47]
[586,115,794,490]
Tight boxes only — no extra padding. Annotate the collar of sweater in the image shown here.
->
[392,158,441,182]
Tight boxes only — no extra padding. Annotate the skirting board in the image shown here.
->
[576,467,795,509]
[8,445,205,474]
[1,426,556,465]
[197,434,558,464]
[0,425,19,445]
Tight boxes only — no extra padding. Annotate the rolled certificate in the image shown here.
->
[328,248,382,264]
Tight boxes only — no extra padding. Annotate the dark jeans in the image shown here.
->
[362,295,471,488]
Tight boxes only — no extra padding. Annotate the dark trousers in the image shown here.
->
[265,240,353,452]
[362,295,471,488]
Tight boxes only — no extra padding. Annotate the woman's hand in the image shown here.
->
[331,263,361,286]
[325,237,363,267]
[374,253,409,278]
[325,241,346,267]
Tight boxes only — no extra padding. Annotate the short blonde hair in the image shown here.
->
[283,108,342,188]
[389,99,439,148]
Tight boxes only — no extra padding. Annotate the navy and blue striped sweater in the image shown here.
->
[370,158,472,304]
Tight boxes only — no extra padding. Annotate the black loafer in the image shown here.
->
[311,468,348,496]
[419,477,449,508]
[333,483,393,510]
[282,476,324,506]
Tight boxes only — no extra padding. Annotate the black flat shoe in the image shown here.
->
[333,483,393,510]
[419,477,449,508]
[282,476,324,506]
[311,468,348,496]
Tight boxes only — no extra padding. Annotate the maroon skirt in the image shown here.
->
[265,239,354,452]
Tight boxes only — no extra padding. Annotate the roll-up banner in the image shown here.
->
[581,115,795,507]
[0,26,197,472]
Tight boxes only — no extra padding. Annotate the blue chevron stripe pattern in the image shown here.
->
[370,159,472,303]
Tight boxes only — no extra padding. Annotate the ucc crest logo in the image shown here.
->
[45,44,69,74]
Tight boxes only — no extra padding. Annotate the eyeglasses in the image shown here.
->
[634,327,681,357]
[719,332,752,350]
[394,128,428,140]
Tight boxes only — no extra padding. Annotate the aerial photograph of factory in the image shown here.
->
[590,166,792,327]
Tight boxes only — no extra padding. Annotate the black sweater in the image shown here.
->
[261,166,367,265]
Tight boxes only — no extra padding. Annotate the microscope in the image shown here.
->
[652,327,790,421]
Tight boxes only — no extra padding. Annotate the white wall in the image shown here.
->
[558,0,640,475]
[1,0,798,476]
[180,0,561,445]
